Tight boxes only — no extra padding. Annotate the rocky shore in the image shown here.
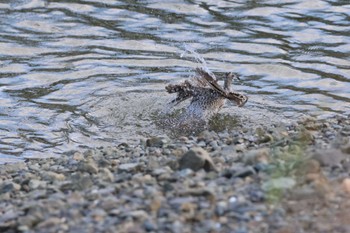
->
[1,115,350,233]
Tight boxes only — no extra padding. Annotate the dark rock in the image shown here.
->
[259,134,273,144]
[144,219,157,232]
[178,147,217,172]
[146,137,165,148]
[234,166,257,178]
[0,182,21,194]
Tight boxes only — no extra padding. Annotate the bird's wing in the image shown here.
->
[165,80,196,106]
[195,68,226,96]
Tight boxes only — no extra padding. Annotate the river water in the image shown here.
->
[0,0,349,162]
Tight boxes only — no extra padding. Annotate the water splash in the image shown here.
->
[159,47,223,135]
[180,44,213,75]
[161,45,213,117]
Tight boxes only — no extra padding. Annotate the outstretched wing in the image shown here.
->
[165,68,248,107]
[165,81,192,105]
[195,68,226,96]
[196,68,248,107]
[165,69,213,106]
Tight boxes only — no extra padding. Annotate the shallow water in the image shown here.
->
[0,0,349,162]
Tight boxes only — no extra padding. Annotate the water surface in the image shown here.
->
[0,0,349,162]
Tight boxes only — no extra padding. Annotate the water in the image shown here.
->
[0,0,349,162]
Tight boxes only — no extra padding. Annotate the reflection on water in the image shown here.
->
[0,0,349,162]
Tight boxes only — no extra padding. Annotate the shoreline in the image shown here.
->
[1,114,349,232]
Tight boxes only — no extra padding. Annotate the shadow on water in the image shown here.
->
[0,0,349,162]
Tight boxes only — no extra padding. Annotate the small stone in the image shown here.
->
[229,196,237,204]
[90,209,107,222]
[235,144,245,152]
[262,177,296,191]
[18,225,30,232]
[99,168,114,182]
[78,161,99,174]
[234,166,257,178]
[216,201,228,216]
[243,148,270,165]
[128,210,148,220]
[72,152,84,161]
[28,180,46,190]
[259,134,273,144]
[178,147,217,172]
[69,173,93,190]
[209,140,218,148]
[118,163,140,172]
[144,219,157,232]
[147,157,160,170]
[150,198,162,213]
[221,145,239,162]
[42,171,65,182]
[180,202,197,219]
[98,158,111,167]
[178,168,193,177]
[146,137,165,148]
[197,141,206,147]
[36,217,63,229]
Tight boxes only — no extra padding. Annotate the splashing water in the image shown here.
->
[180,44,212,75]
[161,45,211,116]
[158,47,237,136]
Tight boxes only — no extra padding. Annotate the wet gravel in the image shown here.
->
[0,115,350,233]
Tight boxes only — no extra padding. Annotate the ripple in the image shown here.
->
[0,0,349,161]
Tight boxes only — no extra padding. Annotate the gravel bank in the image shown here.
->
[1,115,350,233]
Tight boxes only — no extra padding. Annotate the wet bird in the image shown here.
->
[165,68,248,123]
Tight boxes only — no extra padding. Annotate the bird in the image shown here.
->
[165,68,248,124]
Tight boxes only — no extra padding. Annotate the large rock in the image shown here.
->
[312,149,347,167]
[178,147,217,172]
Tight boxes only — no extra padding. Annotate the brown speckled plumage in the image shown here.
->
[165,68,248,121]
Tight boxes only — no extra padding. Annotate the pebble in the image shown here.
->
[0,115,348,233]
[28,179,46,190]
[42,171,66,181]
[118,163,140,172]
[262,177,296,191]
[243,148,270,165]
[146,137,165,148]
[78,160,99,174]
[144,219,157,232]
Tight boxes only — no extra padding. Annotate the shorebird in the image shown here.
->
[165,68,248,124]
